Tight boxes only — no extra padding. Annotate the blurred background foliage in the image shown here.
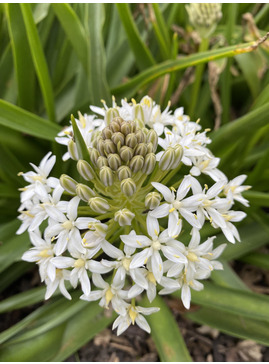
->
[0,3,269,361]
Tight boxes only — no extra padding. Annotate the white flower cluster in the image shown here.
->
[18,96,250,335]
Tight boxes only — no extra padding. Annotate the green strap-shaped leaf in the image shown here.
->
[111,41,259,99]
[51,4,88,75]
[85,3,111,104]
[210,102,269,154]
[183,281,269,322]
[187,307,269,347]
[240,252,269,270]
[20,3,55,121]
[71,114,91,163]
[142,295,192,362]
[6,4,35,112]
[116,3,155,71]
[0,99,60,141]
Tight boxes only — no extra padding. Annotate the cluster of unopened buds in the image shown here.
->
[18,96,250,335]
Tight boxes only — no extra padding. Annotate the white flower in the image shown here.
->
[128,267,157,303]
[120,217,186,283]
[18,152,58,203]
[81,273,128,315]
[45,196,93,255]
[22,231,56,282]
[51,250,110,296]
[45,269,71,300]
[112,304,160,335]
[223,175,251,207]
[190,156,227,182]
[150,175,203,231]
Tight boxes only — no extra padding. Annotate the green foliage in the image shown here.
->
[0,3,269,361]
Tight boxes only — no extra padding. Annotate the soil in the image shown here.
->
[1,261,269,362]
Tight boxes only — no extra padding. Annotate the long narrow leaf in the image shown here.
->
[142,295,192,362]
[20,3,55,121]
[0,99,60,140]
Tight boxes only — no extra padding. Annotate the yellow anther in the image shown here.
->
[82,238,86,243]
[166,131,172,135]
[51,236,56,242]
[23,211,34,218]
[147,272,156,285]
[128,306,137,325]
[196,118,200,124]
[39,249,50,258]
[184,146,189,149]
[105,288,114,306]
[136,240,142,246]
[204,184,208,190]
[205,128,211,132]
[74,258,85,268]
[172,234,179,239]
[187,251,199,262]
[19,187,27,191]
[154,229,158,236]
[159,264,162,271]
[17,172,23,176]
[169,207,176,213]
[131,98,136,105]
[144,257,148,264]
[170,187,176,192]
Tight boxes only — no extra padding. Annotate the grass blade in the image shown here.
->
[20,3,55,121]
[116,3,155,71]
[0,99,60,141]
[6,4,35,112]
[142,295,192,362]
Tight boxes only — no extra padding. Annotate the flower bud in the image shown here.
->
[105,108,120,125]
[143,153,156,175]
[146,142,154,154]
[130,155,144,173]
[146,129,158,152]
[102,127,113,140]
[133,104,144,123]
[104,139,116,154]
[134,143,147,157]
[107,153,121,171]
[170,144,183,169]
[121,178,136,197]
[125,133,137,148]
[135,129,146,143]
[121,121,135,135]
[145,192,162,210]
[99,166,114,187]
[111,132,125,146]
[89,148,100,167]
[97,156,108,169]
[77,160,95,181]
[114,208,135,226]
[117,166,132,181]
[60,174,77,195]
[109,121,121,133]
[88,197,110,213]
[159,147,175,171]
[119,146,134,163]
[67,140,79,161]
[97,138,106,156]
[76,183,95,201]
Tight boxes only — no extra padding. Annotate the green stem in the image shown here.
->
[159,163,183,186]
[188,37,209,118]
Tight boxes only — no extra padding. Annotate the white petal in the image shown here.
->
[181,284,191,309]
[151,251,163,283]
[80,269,91,296]
[67,196,80,221]
[135,314,151,333]
[146,214,159,239]
[151,182,174,203]
[51,256,74,268]
[129,249,151,269]
[150,203,170,218]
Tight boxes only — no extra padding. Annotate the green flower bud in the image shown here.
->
[60,174,77,195]
[146,129,158,152]
[111,132,125,146]
[105,108,120,125]
[170,144,183,169]
[135,129,146,143]
[125,133,137,148]
[97,139,106,156]
[67,140,79,161]
[104,139,116,154]
[117,166,132,181]
[121,121,136,135]
[76,183,95,202]
[142,153,156,175]
[119,146,134,163]
[145,192,162,210]
[109,121,121,133]
[130,155,144,173]
[133,104,144,123]
[146,142,154,154]
[89,148,100,167]
[159,147,175,171]
[102,127,113,139]
[107,153,121,171]
[88,197,110,213]
[121,178,136,197]
[114,208,135,226]
[77,160,94,181]
[134,143,147,157]
[99,166,114,187]
[186,3,222,38]
[97,156,108,169]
